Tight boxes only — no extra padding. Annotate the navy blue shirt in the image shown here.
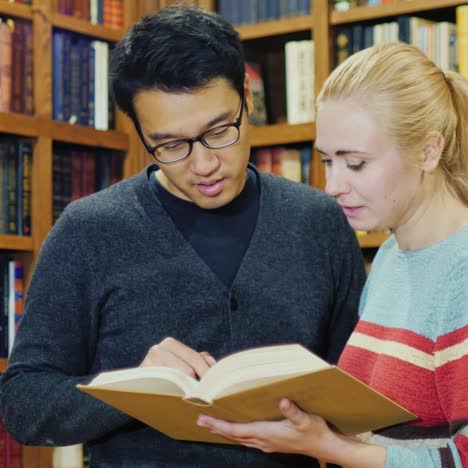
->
[150,168,259,287]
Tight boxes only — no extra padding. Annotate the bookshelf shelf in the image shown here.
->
[331,0,467,24]
[237,15,313,40]
[0,113,128,150]
[357,231,390,248]
[0,235,33,251]
[50,121,129,150]
[51,12,122,41]
[250,122,315,147]
[0,0,32,20]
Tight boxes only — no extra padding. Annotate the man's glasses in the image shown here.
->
[136,94,245,164]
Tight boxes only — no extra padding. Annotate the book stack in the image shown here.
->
[53,31,112,130]
[0,18,33,114]
[52,146,123,223]
[0,256,24,358]
[285,40,315,125]
[252,145,312,185]
[0,139,33,236]
[335,16,458,72]
[218,0,311,26]
[58,0,124,30]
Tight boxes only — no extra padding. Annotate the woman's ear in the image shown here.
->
[422,131,445,173]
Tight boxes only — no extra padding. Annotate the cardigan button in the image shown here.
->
[230,297,238,311]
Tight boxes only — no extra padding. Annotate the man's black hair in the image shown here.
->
[110,4,246,122]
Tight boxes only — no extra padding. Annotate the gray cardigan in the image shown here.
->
[0,165,365,467]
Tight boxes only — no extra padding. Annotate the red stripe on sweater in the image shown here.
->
[339,345,446,426]
[355,320,434,353]
[435,324,468,352]
[455,434,468,468]
[435,355,468,421]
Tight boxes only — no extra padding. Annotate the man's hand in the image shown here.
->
[139,337,216,379]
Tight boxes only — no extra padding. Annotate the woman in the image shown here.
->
[197,42,468,467]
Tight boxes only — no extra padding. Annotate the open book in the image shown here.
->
[77,344,416,444]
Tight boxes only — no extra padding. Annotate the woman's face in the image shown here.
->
[316,99,425,232]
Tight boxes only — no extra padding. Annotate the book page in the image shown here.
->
[87,366,199,396]
[193,344,329,402]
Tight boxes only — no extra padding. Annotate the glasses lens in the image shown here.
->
[203,125,240,149]
[156,141,191,163]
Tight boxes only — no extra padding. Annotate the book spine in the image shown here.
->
[6,142,17,235]
[11,20,24,113]
[22,21,33,115]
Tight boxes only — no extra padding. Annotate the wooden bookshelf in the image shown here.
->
[250,122,315,147]
[52,12,123,41]
[0,0,33,19]
[237,15,313,40]
[0,113,128,150]
[331,0,467,24]
[357,231,390,248]
[0,1,139,467]
[0,235,34,251]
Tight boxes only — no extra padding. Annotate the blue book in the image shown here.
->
[52,31,65,121]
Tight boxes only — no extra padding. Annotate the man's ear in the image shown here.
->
[243,72,254,117]
[422,131,445,173]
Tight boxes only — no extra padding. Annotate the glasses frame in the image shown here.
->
[135,93,245,165]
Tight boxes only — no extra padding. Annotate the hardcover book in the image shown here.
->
[78,344,416,444]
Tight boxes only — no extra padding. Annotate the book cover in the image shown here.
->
[245,62,268,126]
[78,344,416,444]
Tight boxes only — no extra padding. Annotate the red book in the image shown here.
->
[0,20,13,112]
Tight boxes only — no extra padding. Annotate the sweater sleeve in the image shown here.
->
[0,207,131,446]
[384,259,468,468]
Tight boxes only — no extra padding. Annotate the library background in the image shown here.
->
[0,0,466,466]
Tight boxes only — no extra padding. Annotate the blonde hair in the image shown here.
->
[317,42,468,204]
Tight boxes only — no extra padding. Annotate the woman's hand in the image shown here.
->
[197,398,387,467]
[197,398,340,461]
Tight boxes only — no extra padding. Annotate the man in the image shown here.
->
[0,5,365,467]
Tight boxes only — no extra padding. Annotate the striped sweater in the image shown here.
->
[338,227,468,468]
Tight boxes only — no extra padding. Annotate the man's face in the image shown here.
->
[134,78,253,209]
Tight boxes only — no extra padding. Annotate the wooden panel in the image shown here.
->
[310,0,330,189]
[0,235,33,251]
[357,231,390,248]
[0,1,32,19]
[250,122,315,147]
[50,121,129,150]
[0,112,49,137]
[34,0,53,119]
[31,137,52,267]
[331,0,467,24]
[52,13,122,41]
[0,113,129,150]
[237,16,313,41]
[22,446,54,468]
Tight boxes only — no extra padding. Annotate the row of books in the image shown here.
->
[53,147,123,223]
[218,0,311,26]
[335,12,465,76]
[58,0,124,30]
[0,139,32,236]
[0,257,24,358]
[0,18,33,114]
[251,145,313,185]
[52,31,113,130]
[334,0,397,10]
[0,411,21,468]
[246,39,315,127]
